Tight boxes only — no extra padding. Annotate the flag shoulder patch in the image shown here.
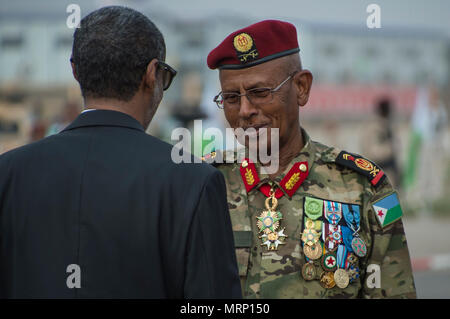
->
[372,192,403,228]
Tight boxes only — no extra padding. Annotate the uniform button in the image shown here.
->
[299,163,307,172]
[242,160,248,168]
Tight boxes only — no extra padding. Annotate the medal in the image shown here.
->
[334,268,350,289]
[336,244,348,269]
[342,204,367,257]
[256,197,282,234]
[347,264,360,283]
[304,197,323,220]
[342,204,360,228]
[321,251,337,272]
[305,218,315,229]
[351,237,367,257]
[304,217,322,232]
[303,241,323,260]
[302,262,317,281]
[320,271,336,289]
[302,228,320,246]
[341,226,354,252]
[323,223,342,250]
[260,228,287,250]
[257,191,287,251]
[303,215,322,247]
[346,253,358,265]
[324,201,342,225]
[332,230,341,242]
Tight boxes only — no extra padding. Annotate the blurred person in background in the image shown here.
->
[29,101,48,142]
[361,97,400,188]
[204,20,416,298]
[0,6,240,299]
[404,85,448,211]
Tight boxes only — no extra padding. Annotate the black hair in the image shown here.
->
[376,97,392,118]
[71,6,166,101]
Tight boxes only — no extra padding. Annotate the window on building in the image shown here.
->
[0,120,19,134]
[1,34,24,49]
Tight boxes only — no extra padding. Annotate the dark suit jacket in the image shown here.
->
[0,110,241,298]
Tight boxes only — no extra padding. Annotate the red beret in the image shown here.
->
[207,20,300,70]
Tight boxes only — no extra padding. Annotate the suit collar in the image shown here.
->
[61,109,145,133]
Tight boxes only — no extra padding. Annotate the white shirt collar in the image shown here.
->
[81,109,97,113]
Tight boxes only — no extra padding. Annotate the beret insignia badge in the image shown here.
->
[233,33,253,52]
[233,32,259,64]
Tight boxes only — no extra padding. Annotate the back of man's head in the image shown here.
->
[71,6,165,102]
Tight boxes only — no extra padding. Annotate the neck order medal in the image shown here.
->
[258,191,287,251]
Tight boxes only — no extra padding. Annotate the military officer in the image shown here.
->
[204,20,416,298]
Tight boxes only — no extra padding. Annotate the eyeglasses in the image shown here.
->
[213,74,294,109]
[157,61,177,91]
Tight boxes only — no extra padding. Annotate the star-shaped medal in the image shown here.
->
[301,228,321,246]
[260,228,287,250]
[257,210,282,233]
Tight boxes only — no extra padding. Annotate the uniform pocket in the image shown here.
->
[233,231,252,277]
[235,248,250,276]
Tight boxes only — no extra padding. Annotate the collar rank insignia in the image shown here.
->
[239,160,309,197]
[239,158,260,193]
[335,151,386,187]
[279,162,309,197]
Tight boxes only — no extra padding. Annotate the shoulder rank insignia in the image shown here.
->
[372,192,403,228]
[335,151,386,187]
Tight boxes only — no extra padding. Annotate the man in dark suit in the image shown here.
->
[0,6,241,298]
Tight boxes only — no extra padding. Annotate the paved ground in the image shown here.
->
[403,216,450,299]
[403,216,450,258]
[413,269,450,298]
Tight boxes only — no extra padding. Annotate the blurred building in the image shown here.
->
[1,4,448,101]
[305,25,449,86]
[0,0,449,154]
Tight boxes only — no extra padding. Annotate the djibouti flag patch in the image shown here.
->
[372,192,403,228]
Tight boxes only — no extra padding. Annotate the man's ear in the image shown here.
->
[294,70,313,107]
[143,58,159,91]
[71,61,79,82]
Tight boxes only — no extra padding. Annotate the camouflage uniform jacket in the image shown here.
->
[207,129,416,299]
